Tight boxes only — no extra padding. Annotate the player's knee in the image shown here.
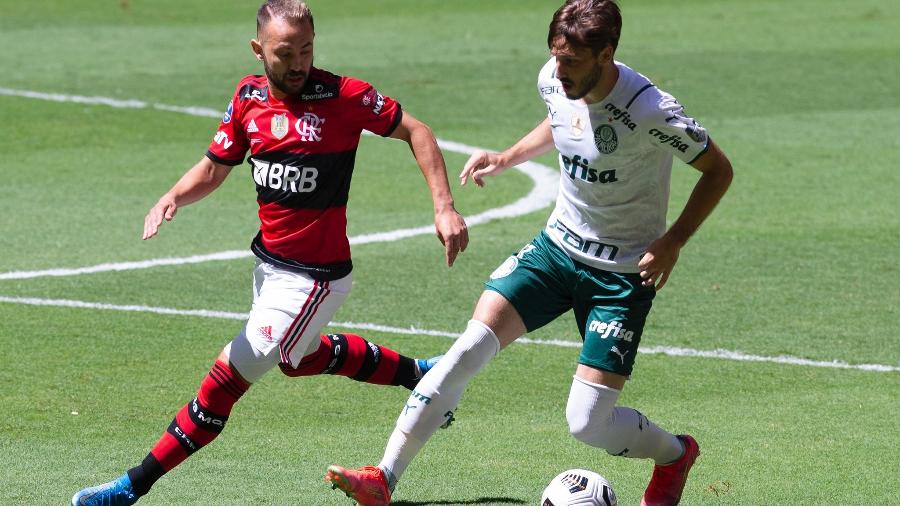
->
[445,320,500,373]
[566,400,615,445]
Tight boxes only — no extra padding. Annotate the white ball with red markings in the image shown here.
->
[541,469,617,506]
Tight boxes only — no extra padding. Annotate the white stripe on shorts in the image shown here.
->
[279,280,331,364]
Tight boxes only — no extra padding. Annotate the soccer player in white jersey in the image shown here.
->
[327,1,732,505]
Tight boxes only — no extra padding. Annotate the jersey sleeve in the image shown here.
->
[341,77,402,137]
[205,83,250,166]
[642,94,710,165]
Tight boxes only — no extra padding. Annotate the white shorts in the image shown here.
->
[225,260,352,382]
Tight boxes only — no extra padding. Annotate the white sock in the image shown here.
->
[567,375,683,464]
[378,320,500,483]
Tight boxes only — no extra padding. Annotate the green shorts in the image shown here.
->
[484,231,655,376]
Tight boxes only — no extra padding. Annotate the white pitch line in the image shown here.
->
[0,295,896,373]
[0,87,558,281]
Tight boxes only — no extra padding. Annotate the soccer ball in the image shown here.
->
[541,469,617,506]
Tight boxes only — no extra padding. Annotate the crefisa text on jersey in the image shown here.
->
[561,154,618,184]
[647,128,690,152]
[603,102,636,130]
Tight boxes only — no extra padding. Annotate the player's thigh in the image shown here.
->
[483,232,574,333]
[574,268,654,377]
[231,262,351,378]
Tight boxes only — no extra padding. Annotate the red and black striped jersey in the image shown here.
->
[205,67,402,280]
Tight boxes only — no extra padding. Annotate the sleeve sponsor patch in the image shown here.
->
[361,87,385,115]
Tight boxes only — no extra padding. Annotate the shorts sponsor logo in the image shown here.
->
[250,157,319,193]
[588,319,634,342]
[295,112,325,142]
[594,124,618,154]
[271,113,289,139]
[561,154,618,184]
[551,220,619,261]
[610,345,630,364]
[603,102,636,130]
[648,128,689,153]
[258,325,273,341]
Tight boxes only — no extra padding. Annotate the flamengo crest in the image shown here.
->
[295,112,325,142]
[271,114,289,140]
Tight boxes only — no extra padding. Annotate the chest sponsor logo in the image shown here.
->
[540,85,563,96]
[213,131,233,150]
[561,154,618,184]
[648,128,689,153]
[271,113,289,140]
[222,101,233,124]
[588,319,635,342]
[594,124,618,154]
[301,83,337,100]
[362,88,385,115]
[551,219,619,261]
[603,102,636,131]
[251,157,319,193]
[295,112,325,142]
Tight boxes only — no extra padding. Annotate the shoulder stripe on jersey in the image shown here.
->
[205,150,244,166]
[380,106,403,137]
[686,139,711,165]
[626,83,655,109]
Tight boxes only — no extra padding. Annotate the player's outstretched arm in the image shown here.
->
[390,112,468,267]
[142,156,233,240]
[638,140,733,290]
[460,117,555,187]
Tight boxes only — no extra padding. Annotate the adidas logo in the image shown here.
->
[247,119,259,133]
[258,325,273,341]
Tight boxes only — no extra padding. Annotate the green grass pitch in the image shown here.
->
[1,1,898,504]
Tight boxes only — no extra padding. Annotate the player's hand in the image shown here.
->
[434,207,468,267]
[459,150,507,187]
[142,196,178,240]
[638,235,682,290]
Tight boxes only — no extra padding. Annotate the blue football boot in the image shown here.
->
[71,474,138,506]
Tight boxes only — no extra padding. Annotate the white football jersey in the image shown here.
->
[539,58,710,273]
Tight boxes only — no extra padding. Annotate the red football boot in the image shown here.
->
[641,435,700,506]
[326,465,391,506]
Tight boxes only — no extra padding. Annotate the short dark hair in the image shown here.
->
[548,0,622,54]
[257,0,314,34]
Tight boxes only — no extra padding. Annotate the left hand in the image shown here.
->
[434,207,469,267]
[638,235,682,290]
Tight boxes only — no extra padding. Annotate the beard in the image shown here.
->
[562,62,603,100]
[263,57,312,98]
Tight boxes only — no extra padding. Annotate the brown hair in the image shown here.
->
[257,0,315,34]
[547,0,622,54]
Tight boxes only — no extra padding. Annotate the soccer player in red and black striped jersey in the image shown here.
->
[71,1,468,505]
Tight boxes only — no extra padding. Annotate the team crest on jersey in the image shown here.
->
[594,124,618,154]
[271,113,289,139]
[295,112,325,142]
[362,88,385,115]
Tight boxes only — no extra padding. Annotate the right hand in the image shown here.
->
[142,196,178,240]
[459,150,507,187]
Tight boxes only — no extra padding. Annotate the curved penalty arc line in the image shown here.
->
[0,87,559,280]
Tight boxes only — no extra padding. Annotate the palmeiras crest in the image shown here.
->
[594,124,618,154]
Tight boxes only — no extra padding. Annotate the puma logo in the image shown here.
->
[611,346,630,364]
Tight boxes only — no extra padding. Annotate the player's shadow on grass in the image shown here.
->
[393,498,527,505]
